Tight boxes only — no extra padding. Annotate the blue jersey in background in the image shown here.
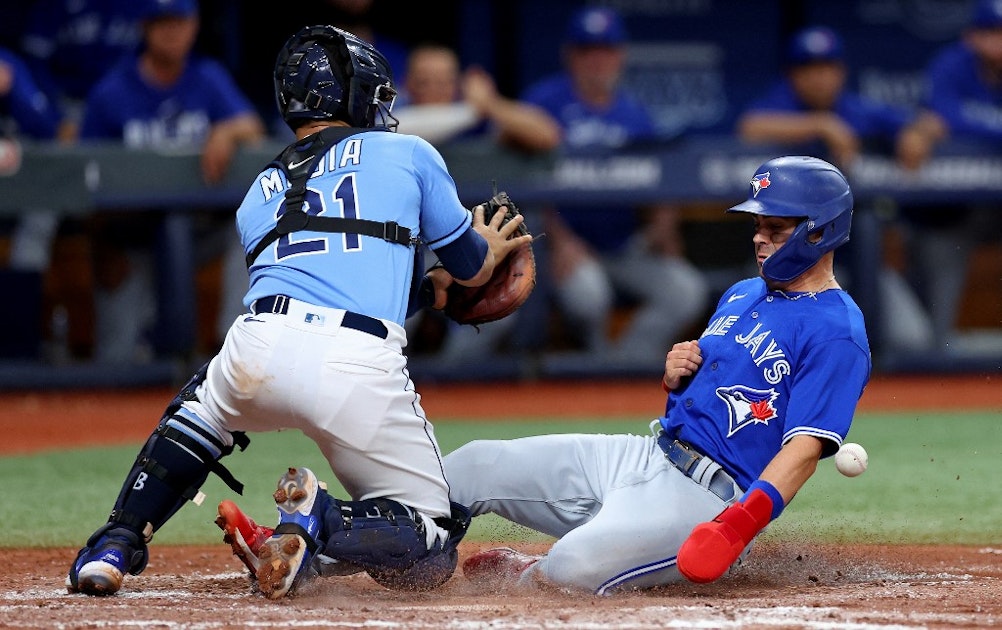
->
[0,48,61,139]
[79,55,256,147]
[522,74,657,253]
[925,42,1002,141]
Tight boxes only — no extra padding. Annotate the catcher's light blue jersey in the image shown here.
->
[236,130,472,325]
[659,277,871,490]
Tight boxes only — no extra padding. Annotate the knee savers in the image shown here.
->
[319,498,471,591]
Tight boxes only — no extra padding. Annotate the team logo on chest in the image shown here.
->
[715,385,779,437]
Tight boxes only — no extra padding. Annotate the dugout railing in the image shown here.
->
[1,136,1000,388]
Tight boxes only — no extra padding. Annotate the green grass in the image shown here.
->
[3,413,999,548]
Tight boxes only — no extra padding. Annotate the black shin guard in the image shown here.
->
[104,362,249,538]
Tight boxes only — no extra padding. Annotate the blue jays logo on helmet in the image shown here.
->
[727,156,853,282]
[750,172,771,198]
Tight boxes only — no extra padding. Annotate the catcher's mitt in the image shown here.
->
[442,191,536,326]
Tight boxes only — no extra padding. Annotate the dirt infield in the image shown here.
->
[2,375,1000,628]
[5,542,1001,628]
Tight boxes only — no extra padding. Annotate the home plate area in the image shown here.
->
[3,542,999,628]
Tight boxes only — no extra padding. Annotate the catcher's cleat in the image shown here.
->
[215,500,274,575]
[462,547,540,587]
[66,527,147,596]
[256,466,328,599]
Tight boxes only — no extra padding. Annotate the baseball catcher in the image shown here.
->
[67,24,530,600]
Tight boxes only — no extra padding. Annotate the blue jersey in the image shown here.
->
[522,74,657,252]
[237,131,473,326]
[924,42,1002,141]
[659,277,871,490]
[79,55,256,147]
[0,47,61,139]
[522,74,657,149]
[744,79,913,138]
[19,0,142,104]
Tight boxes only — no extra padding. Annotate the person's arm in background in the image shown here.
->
[201,112,266,184]
[463,67,561,153]
[924,44,1002,141]
[201,61,268,184]
[895,110,949,170]
[738,109,860,167]
[0,51,60,140]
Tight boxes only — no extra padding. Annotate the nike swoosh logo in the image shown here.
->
[288,158,311,170]
[727,293,747,303]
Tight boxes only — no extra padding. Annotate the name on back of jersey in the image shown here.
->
[258,138,365,203]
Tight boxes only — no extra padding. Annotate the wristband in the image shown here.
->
[742,479,785,521]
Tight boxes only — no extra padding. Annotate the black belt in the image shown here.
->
[251,295,388,339]
[657,433,740,503]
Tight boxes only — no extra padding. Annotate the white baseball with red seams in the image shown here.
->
[835,442,868,477]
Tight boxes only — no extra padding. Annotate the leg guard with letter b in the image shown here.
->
[104,362,249,539]
[69,363,249,593]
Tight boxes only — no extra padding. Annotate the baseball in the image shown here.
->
[835,442,868,477]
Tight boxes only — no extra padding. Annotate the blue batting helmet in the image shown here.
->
[727,156,853,282]
[274,25,397,131]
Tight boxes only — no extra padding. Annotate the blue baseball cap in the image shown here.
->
[564,7,627,46]
[785,26,844,66]
[143,0,199,19]
[971,0,1002,28]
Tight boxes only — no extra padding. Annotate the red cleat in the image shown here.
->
[462,547,540,586]
[215,500,274,574]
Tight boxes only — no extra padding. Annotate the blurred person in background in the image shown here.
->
[737,25,944,172]
[395,43,559,150]
[0,47,61,141]
[0,46,64,359]
[899,0,1002,351]
[10,1,144,358]
[520,6,709,368]
[393,43,560,362]
[19,0,144,142]
[736,25,941,354]
[78,0,265,363]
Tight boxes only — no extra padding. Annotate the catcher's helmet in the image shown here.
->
[728,156,853,282]
[274,25,397,131]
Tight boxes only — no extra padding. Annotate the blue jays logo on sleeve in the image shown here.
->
[715,385,779,437]
[750,172,771,197]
